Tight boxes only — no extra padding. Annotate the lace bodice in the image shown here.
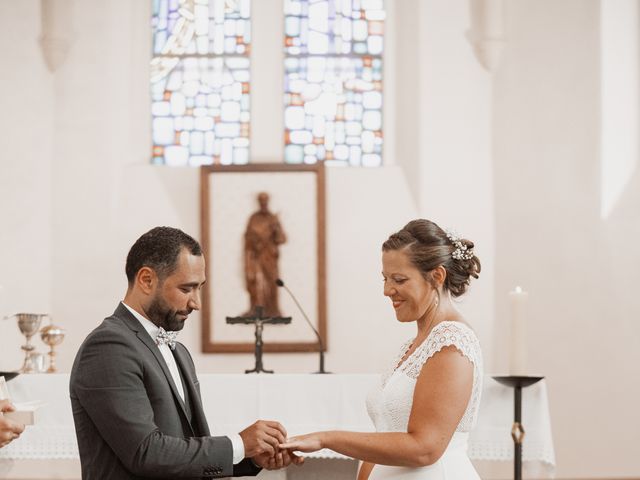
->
[366,321,483,434]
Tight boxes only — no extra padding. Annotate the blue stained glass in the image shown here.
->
[152,0,251,166]
[153,118,174,145]
[233,147,249,164]
[285,144,305,163]
[153,0,251,56]
[284,0,383,166]
[151,58,250,166]
[165,145,189,166]
[284,55,383,166]
[285,0,384,56]
[285,16,301,36]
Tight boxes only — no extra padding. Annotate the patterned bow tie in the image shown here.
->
[156,327,178,350]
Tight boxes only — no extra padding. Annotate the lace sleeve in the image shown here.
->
[400,321,481,380]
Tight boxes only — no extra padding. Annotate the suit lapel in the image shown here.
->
[173,346,210,436]
[115,303,193,431]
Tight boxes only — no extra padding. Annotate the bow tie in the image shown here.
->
[156,327,178,350]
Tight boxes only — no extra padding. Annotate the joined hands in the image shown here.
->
[239,420,305,470]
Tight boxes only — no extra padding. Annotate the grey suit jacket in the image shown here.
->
[69,303,261,479]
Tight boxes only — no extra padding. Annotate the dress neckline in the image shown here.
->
[395,320,473,372]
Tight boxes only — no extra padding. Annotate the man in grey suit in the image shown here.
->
[70,227,302,479]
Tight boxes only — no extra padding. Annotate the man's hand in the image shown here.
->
[239,420,287,457]
[0,399,25,448]
[252,449,305,470]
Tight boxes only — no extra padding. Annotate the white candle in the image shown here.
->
[509,286,528,375]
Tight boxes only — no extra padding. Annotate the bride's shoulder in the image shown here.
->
[425,320,481,351]
[432,319,476,335]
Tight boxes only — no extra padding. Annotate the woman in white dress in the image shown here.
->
[281,219,483,479]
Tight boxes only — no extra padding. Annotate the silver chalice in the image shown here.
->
[13,313,49,373]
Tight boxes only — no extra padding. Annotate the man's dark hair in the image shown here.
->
[125,226,202,284]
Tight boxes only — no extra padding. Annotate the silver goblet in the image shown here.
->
[15,313,49,373]
[40,325,65,373]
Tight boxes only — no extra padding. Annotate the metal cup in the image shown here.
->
[11,313,49,373]
[40,325,65,373]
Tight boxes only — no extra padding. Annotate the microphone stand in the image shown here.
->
[276,279,330,374]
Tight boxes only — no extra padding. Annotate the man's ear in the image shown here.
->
[136,267,157,295]
[431,265,447,288]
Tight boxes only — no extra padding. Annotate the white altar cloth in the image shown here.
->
[0,373,555,471]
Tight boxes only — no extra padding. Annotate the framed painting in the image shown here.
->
[200,163,326,353]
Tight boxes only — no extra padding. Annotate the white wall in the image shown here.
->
[493,0,640,477]
[418,0,495,370]
[0,0,54,365]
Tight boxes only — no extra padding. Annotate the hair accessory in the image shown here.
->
[444,229,474,261]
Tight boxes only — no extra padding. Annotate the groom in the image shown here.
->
[70,226,302,479]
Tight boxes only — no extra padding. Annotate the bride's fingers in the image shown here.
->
[279,441,298,449]
[279,436,301,448]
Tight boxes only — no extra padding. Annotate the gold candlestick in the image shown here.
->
[40,325,65,373]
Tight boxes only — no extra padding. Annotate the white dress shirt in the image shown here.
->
[122,302,245,463]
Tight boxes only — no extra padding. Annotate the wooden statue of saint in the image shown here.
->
[242,192,287,317]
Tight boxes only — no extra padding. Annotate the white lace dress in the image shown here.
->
[365,321,483,479]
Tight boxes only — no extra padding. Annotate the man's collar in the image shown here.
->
[121,301,159,338]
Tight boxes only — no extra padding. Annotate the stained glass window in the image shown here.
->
[151,0,251,166]
[284,0,384,166]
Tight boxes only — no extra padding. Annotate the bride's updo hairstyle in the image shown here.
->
[382,219,481,297]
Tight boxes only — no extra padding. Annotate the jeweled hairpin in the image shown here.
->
[444,229,474,261]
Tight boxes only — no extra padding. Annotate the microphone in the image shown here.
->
[276,278,330,374]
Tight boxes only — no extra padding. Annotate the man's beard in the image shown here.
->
[146,292,191,332]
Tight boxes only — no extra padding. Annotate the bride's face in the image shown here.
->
[382,249,433,323]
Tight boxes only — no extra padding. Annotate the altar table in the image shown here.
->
[0,374,555,478]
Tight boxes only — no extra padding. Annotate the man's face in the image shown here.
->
[146,249,206,331]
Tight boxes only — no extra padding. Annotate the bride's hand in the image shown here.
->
[279,432,324,453]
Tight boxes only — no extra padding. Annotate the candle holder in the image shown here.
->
[492,375,544,480]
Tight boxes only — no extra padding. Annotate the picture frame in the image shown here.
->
[200,163,326,353]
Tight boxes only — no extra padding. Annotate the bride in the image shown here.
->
[281,219,483,479]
